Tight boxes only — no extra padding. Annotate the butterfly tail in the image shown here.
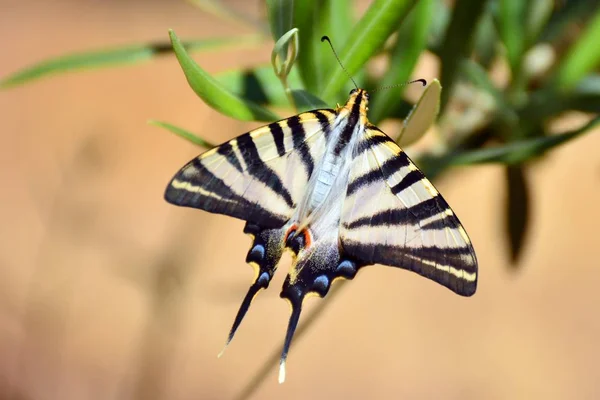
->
[278,294,303,384]
[219,223,287,357]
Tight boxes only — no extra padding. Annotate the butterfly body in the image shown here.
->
[165,88,477,382]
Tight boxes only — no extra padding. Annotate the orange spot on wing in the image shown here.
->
[284,224,313,250]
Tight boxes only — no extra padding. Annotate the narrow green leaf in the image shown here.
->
[520,84,600,124]
[439,0,488,109]
[397,79,441,147]
[294,0,351,94]
[186,0,267,33]
[497,0,527,72]
[321,0,418,102]
[267,0,295,58]
[272,28,299,79]
[369,0,434,124]
[271,28,301,110]
[325,0,354,49]
[448,115,600,165]
[427,0,451,52]
[149,120,216,148]
[562,75,600,113]
[460,59,518,124]
[294,0,321,93]
[504,165,530,265]
[318,0,355,95]
[169,30,279,121]
[0,35,262,89]
[473,7,497,67]
[540,0,598,43]
[554,7,600,90]
[290,89,328,112]
[460,60,503,103]
[573,74,600,96]
[215,65,304,108]
[524,0,553,46]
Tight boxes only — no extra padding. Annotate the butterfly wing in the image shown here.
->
[340,126,478,296]
[165,110,335,228]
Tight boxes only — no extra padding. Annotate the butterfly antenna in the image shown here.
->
[321,35,358,90]
[372,78,427,92]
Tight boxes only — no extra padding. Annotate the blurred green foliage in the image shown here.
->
[2,0,598,395]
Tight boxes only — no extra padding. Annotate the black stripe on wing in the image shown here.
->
[287,116,315,178]
[313,110,335,140]
[164,158,287,228]
[342,240,477,296]
[334,92,362,156]
[217,142,243,173]
[344,195,448,229]
[347,152,411,196]
[390,169,423,195]
[236,133,295,208]
[420,213,462,230]
[354,125,395,157]
[269,121,287,157]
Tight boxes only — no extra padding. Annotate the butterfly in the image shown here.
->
[164,55,478,383]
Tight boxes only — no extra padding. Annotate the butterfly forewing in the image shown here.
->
[165,110,335,228]
[341,126,477,295]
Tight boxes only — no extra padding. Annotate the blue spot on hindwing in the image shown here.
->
[250,244,265,259]
[257,271,270,286]
[312,275,330,293]
[336,260,357,278]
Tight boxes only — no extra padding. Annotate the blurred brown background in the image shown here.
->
[1,1,599,399]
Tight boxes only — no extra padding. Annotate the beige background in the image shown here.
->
[1,1,599,399]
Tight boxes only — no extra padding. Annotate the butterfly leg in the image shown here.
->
[219,222,286,357]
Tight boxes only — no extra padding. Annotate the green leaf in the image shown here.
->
[293,0,323,93]
[169,30,279,122]
[460,60,503,103]
[272,28,299,79]
[271,28,301,110]
[294,0,353,95]
[448,115,600,165]
[397,79,441,147]
[267,0,295,58]
[290,89,328,112]
[540,0,599,43]
[149,120,216,148]
[186,0,267,33]
[554,7,600,90]
[520,75,600,121]
[427,0,451,52]
[215,65,304,108]
[324,0,354,50]
[321,0,418,102]
[504,165,530,265]
[460,59,518,124]
[438,0,488,109]
[0,35,262,89]
[369,0,434,124]
[496,0,527,73]
[524,0,553,46]
[472,7,497,67]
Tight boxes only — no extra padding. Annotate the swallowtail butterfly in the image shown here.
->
[165,37,478,383]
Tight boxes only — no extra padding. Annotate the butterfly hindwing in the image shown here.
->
[341,126,478,296]
[165,110,336,228]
